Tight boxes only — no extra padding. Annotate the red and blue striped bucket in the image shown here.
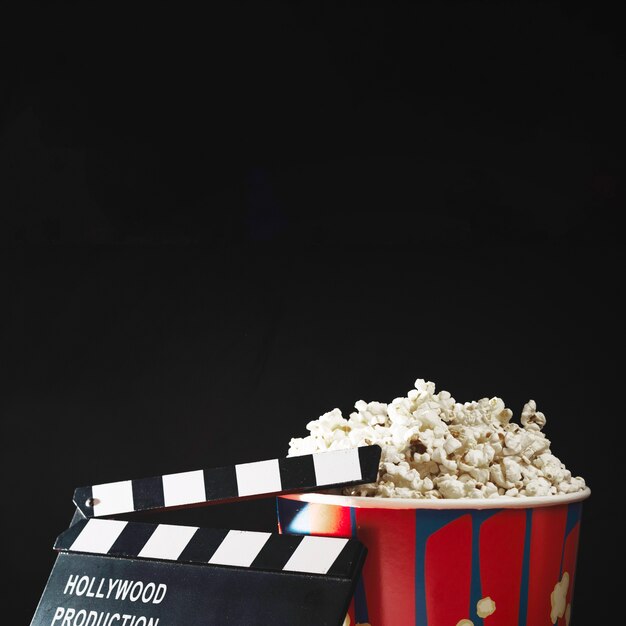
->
[277,489,590,626]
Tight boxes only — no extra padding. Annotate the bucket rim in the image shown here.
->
[278,487,591,510]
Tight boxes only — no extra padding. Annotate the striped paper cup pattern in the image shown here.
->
[277,489,590,626]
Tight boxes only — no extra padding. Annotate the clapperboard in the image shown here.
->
[30,445,381,626]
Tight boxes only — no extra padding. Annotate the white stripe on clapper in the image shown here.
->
[162,469,206,507]
[235,458,282,497]
[70,519,128,554]
[138,524,199,560]
[208,530,272,567]
[282,535,349,575]
[312,448,362,487]
[92,480,134,517]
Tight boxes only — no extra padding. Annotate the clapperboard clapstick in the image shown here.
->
[30,445,381,626]
[73,445,381,519]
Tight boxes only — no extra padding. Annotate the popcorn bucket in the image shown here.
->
[277,489,590,626]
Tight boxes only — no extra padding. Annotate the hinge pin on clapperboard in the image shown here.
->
[30,445,381,626]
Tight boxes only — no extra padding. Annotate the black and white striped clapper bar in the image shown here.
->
[30,445,381,626]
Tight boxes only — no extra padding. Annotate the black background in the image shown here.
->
[2,1,623,623]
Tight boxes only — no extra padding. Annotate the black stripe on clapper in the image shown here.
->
[72,485,93,516]
[178,527,230,562]
[250,533,305,572]
[132,476,165,512]
[55,519,87,550]
[278,455,316,491]
[358,445,382,483]
[326,540,367,579]
[109,522,158,556]
[203,465,238,501]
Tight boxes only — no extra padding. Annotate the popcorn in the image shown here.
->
[287,379,587,499]
[521,400,547,431]
[476,596,496,618]
[550,572,570,623]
